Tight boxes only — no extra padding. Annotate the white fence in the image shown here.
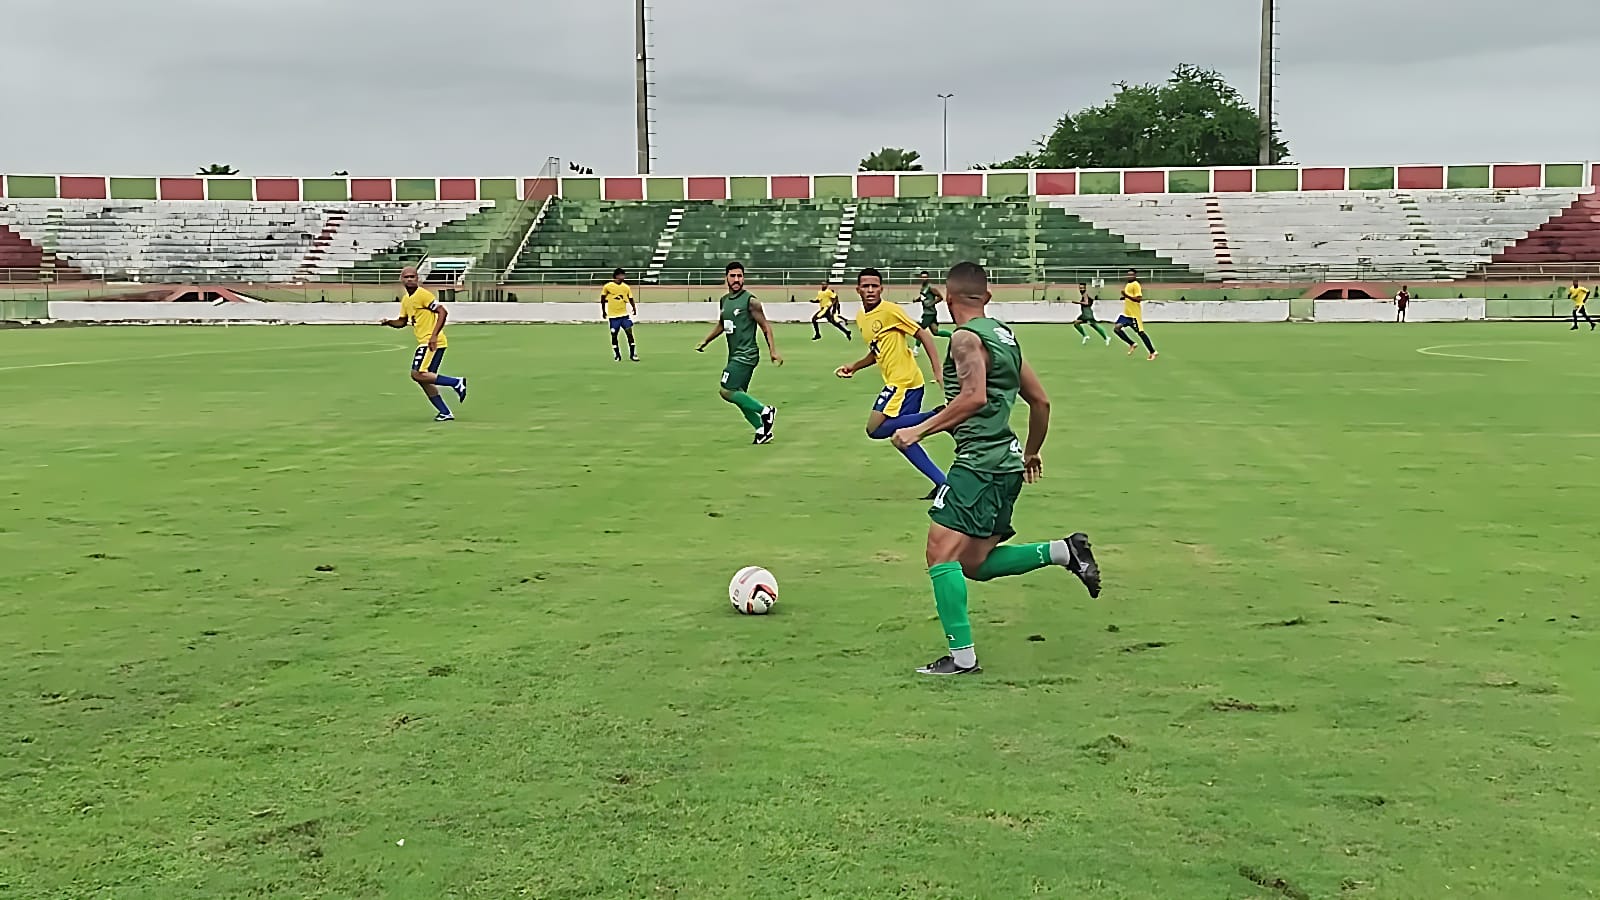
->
[45,298,1486,325]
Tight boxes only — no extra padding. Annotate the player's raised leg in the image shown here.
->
[866,388,945,491]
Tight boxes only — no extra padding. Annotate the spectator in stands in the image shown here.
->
[1394,286,1410,323]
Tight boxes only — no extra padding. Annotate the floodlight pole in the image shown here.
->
[635,0,652,174]
[937,93,955,170]
[1257,0,1275,165]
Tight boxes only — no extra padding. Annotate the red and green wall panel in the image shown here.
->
[2,165,1593,203]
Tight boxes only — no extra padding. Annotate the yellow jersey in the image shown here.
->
[1571,286,1590,308]
[856,301,924,390]
[602,282,634,318]
[401,287,446,347]
[1122,280,1144,319]
[815,289,839,310]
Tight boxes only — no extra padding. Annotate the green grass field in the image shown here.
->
[3,322,1597,899]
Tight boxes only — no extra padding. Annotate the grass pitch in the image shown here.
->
[3,322,1597,899]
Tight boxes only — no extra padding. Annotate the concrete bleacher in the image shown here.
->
[1055,189,1580,281]
[663,200,841,282]
[504,200,673,282]
[344,201,526,280]
[1489,191,1600,272]
[0,200,490,282]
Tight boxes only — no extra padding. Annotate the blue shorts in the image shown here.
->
[411,346,445,373]
[1115,315,1143,329]
[609,316,634,332]
[873,384,924,418]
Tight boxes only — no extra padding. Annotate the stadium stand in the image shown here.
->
[0,200,491,282]
[0,224,53,275]
[345,201,530,280]
[660,200,842,282]
[1055,189,1583,281]
[1490,190,1600,273]
[504,200,674,282]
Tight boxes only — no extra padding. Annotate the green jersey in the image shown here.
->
[941,317,1025,474]
[719,290,760,366]
[919,285,941,326]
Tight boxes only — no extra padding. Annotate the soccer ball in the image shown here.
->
[729,566,778,615]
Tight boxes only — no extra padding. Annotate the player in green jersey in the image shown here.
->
[695,260,783,443]
[892,261,1101,676]
[1072,283,1110,345]
[916,270,953,339]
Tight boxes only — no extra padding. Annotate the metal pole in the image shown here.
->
[938,93,954,170]
[1257,0,1274,165]
[635,0,652,174]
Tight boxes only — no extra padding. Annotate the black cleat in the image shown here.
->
[752,432,774,445]
[758,405,776,439]
[1063,532,1101,598]
[453,377,468,403]
[916,655,981,676]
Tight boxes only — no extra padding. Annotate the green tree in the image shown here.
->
[1002,65,1288,169]
[858,148,923,172]
[197,163,240,175]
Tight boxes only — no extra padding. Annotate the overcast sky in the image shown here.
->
[2,0,1595,178]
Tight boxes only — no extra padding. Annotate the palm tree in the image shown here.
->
[197,164,240,175]
[858,148,923,172]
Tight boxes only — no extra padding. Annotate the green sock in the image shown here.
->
[1091,322,1108,339]
[970,543,1053,582]
[1073,323,1086,337]
[929,561,972,651]
[726,391,765,428]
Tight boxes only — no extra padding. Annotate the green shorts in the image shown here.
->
[720,360,757,393]
[928,466,1024,540]
[1074,309,1097,323]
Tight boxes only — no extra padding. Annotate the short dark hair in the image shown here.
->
[725,261,745,274]
[947,261,988,298]
[613,267,626,277]
[856,267,883,284]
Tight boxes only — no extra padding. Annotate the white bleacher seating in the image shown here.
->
[0,200,488,282]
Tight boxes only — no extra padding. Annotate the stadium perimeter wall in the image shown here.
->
[46,299,1486,324]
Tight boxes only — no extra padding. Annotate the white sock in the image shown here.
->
[1047,538,1073,566]
[952,646,977,669]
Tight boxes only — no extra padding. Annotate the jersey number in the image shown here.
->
[722,319,735,333]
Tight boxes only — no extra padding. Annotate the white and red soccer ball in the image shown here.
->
[728,566,778,615]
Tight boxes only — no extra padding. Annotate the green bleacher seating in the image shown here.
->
[505,200,672,282]
[349,201,531,280]
[659,199,842,284]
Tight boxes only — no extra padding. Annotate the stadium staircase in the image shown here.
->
[1488,190,1600,275]
[0,223,78,279]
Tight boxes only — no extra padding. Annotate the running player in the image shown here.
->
[891,261,1101,676]
[695,261,782,443]
[1569,280,1594,331]
[380,265,468,421]
[600,268,640,361]
[811,282,852,341]
[916,270,952,339]
[1113,268,1158,360]
[834,267,946,495]
[1072,283,1110,345]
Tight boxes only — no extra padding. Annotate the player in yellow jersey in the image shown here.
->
[1569,280,1594,331]
[380,265,468,421]
[600,268,640,361]
[1112,268,1158,360]
[810,282,852,341]
[835,267,947,495]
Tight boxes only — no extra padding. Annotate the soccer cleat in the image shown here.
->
[1062,532,1101,598]
[630,351,640,362]
[1081,335,1090,344]
[752,432,774,445]
[1126,343,1137,355]
[916,655,981,676]
[1104,336,1112,346]
[434,412,454,422]
[453,377,468,403]
[1147,352,1159,361]
[812,334,822,341]
[758,406,776,439]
